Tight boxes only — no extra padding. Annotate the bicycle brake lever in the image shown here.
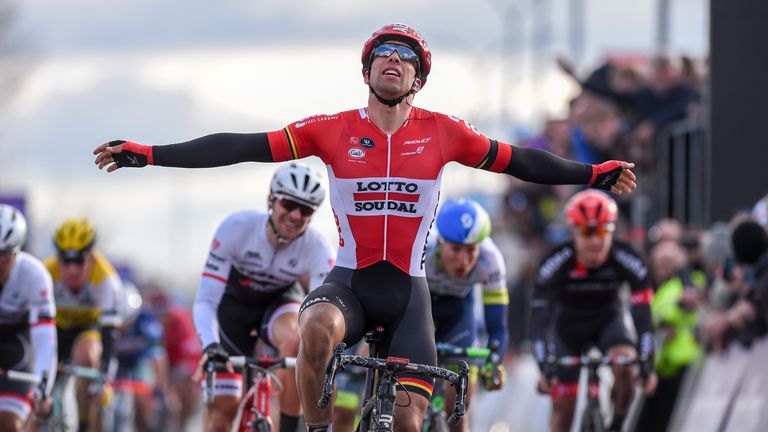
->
[318,343,346,408]
[447,360,469,427]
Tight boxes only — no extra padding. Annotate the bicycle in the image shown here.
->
[544,351,641,432]
[319,328,470,432]
[0,369,49,423]
[421,343,499,432]
[11,364,105,432]
[203,355,297,432]
[107,376,168,432]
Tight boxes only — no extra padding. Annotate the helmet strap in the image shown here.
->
[368,79,417,107]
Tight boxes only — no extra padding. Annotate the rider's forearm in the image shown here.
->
[30,322,57,395]
[151,132,275,167]
[192,277,226,349]
[100,325,119,375]
[484,304,508,356]
[504,145,593,184]
[529,296,552,365]
[631,304,655,358]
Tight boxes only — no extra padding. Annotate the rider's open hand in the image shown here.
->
[591,161,637,195]
[93,140,152,172]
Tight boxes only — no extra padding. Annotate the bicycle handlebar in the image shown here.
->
[550,354,639,368]
[229,356,298,370]
[318,342,470,425]
[2,369,42,384]
[435,343,491,360]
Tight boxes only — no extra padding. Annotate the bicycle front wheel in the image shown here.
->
[580,403,605,432]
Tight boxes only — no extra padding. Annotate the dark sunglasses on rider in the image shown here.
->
[278,199,315,217]
[370,43,420,69]
[59,255,86,266]
[574,223,616,238]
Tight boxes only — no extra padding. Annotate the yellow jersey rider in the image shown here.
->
[44,219,123,432]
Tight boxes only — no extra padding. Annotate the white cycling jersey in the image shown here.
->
[0,252,57,395]
[424,236,506,299]
[193,210,336,348]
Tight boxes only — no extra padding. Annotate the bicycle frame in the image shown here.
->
[422,344,492,432]
[319,330,470,432]
[551,353,638,432]
[203,355,296,432]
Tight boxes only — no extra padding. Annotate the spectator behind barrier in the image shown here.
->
[731,221,768,340]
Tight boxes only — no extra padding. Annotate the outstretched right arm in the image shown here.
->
[94,133,276,171]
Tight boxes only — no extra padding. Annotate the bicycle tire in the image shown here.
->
[580,402,605,432]
[422,411,447,432]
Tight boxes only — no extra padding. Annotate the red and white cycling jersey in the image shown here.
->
[267,107,512,277]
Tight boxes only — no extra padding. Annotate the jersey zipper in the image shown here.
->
[383,133,392,261]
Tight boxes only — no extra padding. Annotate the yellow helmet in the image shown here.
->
[54,218,96,258]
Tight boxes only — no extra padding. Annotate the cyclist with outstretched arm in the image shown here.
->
[94,23,636,432]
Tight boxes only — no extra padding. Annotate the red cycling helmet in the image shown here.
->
[361,23,432,87]
[565,190,618,226]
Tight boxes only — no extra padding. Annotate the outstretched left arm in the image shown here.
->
[477,141,636,195]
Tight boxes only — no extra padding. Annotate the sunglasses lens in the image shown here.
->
[576,224,614,237]
[372,44,419,66]
[279,199,314,216]
[61,257,85,265]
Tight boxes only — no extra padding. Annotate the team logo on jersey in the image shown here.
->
[349,137,359,145]
[361,137,375,148]
[288,258,298,267]
[403,137,432,145]
[400,146,425,156]
[348,148,366,159]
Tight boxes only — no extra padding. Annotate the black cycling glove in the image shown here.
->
[203,342,230,365]
[107,140,152,168]
[590,161,623,191]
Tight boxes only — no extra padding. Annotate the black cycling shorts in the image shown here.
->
[217,282,305,357]
[300,261,437,400]
[0,324,33,416]
[552,307,636,383]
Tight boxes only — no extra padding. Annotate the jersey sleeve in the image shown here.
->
[193,215,238,348]
[305,231,337,291]
[26,257,58,394]
[97,273,123,328]
[438,114,509,170]
[479,239,509,355]
[438,113,593,184]
[266,113,342,163]
[530,245,571,366]
[27,259,56,325]
[613,243,655,358]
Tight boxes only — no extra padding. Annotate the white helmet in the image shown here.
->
[0,205,28,253]
[270,162,326,210]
